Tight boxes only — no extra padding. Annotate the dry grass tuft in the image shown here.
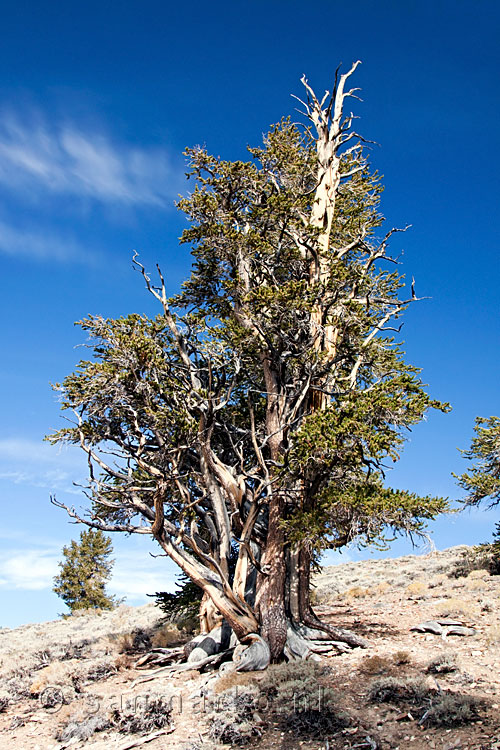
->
[373,581,391,595]
[433,598,476,618]
[485,625,500,645]
[29,661,76,695]
[392,650,411,665]
[341,586,369,600]
[151,624,185,648]
[361,655,393,675]
[464,578,487,591]
[425,653,459,674]
[213,669,257,695]
[406,581,428,598]
[467,569,489,580]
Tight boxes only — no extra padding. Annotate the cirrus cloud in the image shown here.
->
[0,109,177,207]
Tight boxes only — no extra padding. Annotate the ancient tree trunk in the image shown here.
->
[255,494,287,661]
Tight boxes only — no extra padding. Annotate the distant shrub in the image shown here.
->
[420,694,484,728]
[117,628,152,654]
[368,677,429,705]
[57,713,110,742]
[209,685,261,745]
[449,540,499,579]
[211,660,350,741]
[109,695,172,733]
[149,571,203,620]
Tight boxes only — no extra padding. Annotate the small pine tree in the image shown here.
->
[53,528,119,613]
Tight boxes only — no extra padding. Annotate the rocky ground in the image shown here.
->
[0,545,499,750]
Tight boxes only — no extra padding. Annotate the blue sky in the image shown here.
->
[1,1,499,628]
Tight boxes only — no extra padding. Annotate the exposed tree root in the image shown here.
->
[134,647,185,668]
[233,633,270,671]
[132,613,366,685]
[299,611,369,649]
[130,648,235,687]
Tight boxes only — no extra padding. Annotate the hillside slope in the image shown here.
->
[0,545,499,750]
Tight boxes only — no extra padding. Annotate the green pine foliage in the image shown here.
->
[456,416,500,574]
[53,529,119,613]
[489,522,500,574]
[151,572,202,618]
[456,416,500,506]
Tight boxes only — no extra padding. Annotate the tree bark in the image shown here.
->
[255,493,287,661]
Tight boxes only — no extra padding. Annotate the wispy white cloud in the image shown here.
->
[0,437,83,465]
[111,566,176,600]
[0,109,175,207]
[0,437,86,494]
[0,548,60,591]
[0,219,98,263]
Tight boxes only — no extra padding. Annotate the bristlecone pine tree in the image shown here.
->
[53,528,118,612]
[49,63,449,666]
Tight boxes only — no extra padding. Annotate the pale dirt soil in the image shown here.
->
[0,545,499,750]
